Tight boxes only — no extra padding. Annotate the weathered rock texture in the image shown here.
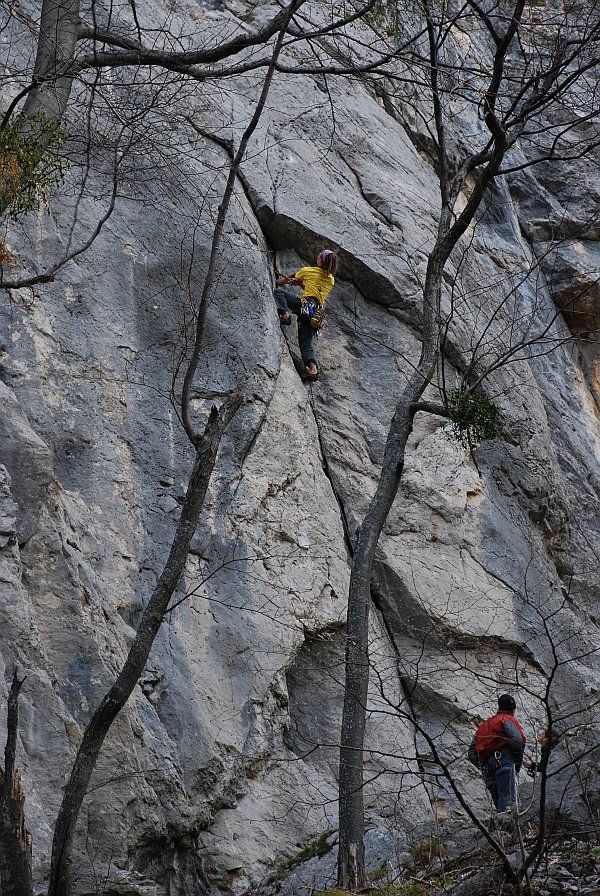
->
[0,1,599,894]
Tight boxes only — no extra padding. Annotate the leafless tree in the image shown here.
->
[0,671,31,896]
[1,1,599,893]
[336,0,600,887]
[280,540,599,896]
[369,568,600,896]
[0,1,312,892]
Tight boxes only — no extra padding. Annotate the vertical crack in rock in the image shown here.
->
[304,389,355,560]
[369,586,435,807]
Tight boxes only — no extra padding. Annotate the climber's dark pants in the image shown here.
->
[482,752,517,812]
[274,287,317,367]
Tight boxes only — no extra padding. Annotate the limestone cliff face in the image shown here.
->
[0,2,599,894]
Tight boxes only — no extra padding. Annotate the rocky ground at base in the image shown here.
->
[408,829,600,896]
[264,824,600,896]
[527,835,600,896]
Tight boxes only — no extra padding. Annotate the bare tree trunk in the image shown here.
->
[337,196,504,893]
[337,335,438,890]
[35,3,304,888]
[0,3,303,890]
[0,0,80,219]
[0,670,33,896]
[22,0,80,124]
[336,0,533,877]
[337,253,446,893]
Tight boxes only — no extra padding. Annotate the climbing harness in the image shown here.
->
[300,298,325,330]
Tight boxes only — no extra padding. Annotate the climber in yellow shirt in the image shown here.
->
[275,249,338,383]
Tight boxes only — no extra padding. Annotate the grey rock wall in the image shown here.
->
[0,2,598,894]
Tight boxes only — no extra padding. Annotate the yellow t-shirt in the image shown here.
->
[295,266,335,305]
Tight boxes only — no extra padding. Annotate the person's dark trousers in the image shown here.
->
[482,752,517,812]
[274,287,318,367]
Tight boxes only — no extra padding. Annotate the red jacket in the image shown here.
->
[473,712,526,767]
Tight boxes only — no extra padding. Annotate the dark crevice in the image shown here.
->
[369,78,440,171]
[229,385,281,505]
[237,156,364,563]
[305,386,355,562]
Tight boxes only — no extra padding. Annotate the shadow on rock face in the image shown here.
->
[0,380,53,543]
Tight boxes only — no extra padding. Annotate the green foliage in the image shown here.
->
[267,832,335,887]
[315,879,450,896]
[315,890,351,896]
[0,112,68,220]
[410,837,436,870]
[447,387,500,446]
[278,857,451,896]
[288,832,335,866]
[397,885,425,896]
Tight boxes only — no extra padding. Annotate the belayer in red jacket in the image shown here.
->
[468,694,526,813]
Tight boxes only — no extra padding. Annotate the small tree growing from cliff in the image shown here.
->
[334,0,600,887]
